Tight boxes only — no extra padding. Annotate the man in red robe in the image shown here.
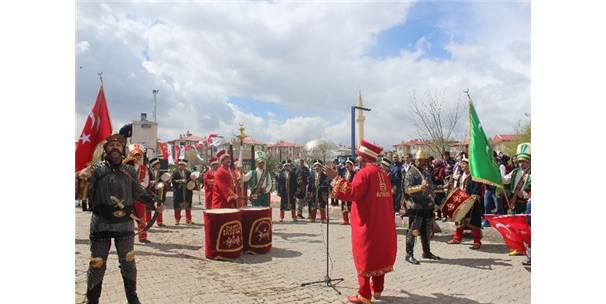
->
[203,158,219,209]
[324,140,397,304]
[212,150,237,209]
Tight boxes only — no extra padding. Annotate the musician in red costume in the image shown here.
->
[324,140,397,304]
[203,158,219,209]
[124,145,151,243]
[211,150,238,209]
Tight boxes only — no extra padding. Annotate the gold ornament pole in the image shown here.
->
[237,123,248,207]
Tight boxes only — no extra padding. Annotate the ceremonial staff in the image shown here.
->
[236,123,248,207]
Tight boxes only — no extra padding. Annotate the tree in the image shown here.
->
[504,120,531,156]
[409,89,463,156]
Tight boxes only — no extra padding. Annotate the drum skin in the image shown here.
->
[241,207,272,254]
[203,209,243,260]
[442,188,470,219]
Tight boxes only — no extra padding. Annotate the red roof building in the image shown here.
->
[266,140,303,162]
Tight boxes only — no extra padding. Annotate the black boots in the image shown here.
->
[405,255,420,265]
[123,278,141,304]
[86,282,102,304]
[422,252,441,260]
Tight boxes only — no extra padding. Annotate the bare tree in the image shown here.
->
[409,89,463,156]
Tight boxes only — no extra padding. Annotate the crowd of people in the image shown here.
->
[76,132,531,304]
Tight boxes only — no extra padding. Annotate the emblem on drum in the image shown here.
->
[249,217,272,248]
[217,220,243,252]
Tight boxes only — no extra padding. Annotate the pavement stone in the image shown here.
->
[75,191,529,303]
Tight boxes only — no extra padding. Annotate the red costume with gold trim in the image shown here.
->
[203,169,215,209]
[212,165,237,209]
[331,140,397,303]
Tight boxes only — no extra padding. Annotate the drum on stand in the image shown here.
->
[203,208,243,260]
[241,207,272,254]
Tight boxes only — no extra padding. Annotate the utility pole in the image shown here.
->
[152,89,159,122]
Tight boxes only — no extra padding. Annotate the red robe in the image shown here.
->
[332,163,397,277]
[203,170,215,209]
[231,168,246,208]
[212,166,236,209]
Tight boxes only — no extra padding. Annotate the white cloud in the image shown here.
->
[75,1,530,149]
[76,41,89,55]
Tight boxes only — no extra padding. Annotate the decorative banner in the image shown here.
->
[206,133,224,147]
[75,85,113,172]
[179,145,186,160]
[158,141,169,160]
[167,143,175,165]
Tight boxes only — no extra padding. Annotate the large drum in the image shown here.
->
[442,188,476,222]
[241,207,272,254]
[203,209,243,260]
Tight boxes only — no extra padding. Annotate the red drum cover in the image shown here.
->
[203,208,243,260]
[441,189,470,219]
[241,207,272,254]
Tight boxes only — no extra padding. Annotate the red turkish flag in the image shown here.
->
[485,214,531,254]
[75,86,113,172]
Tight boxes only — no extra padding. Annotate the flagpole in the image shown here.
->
[97,72,103,88]
[465,89,513,212]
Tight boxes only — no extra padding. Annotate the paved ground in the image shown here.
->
[75,192,530,303]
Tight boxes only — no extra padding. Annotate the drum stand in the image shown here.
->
[300,209,344,294]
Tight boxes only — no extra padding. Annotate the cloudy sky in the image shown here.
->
[75,0,530,148]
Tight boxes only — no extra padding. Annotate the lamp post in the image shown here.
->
[351,106,371,159]
[152,89,159,122]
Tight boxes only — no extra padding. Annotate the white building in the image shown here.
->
[131,113,158,159]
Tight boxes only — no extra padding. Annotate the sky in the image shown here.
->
[75,0,530,149]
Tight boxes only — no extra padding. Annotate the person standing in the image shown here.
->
[277,161,298,222]
[171,159,194,225]
[400,153,414,216]
[243,151,272,207]
[447,157,484,249]
[203,158,219,209]
[329,159,343,207]
[212,150,238,209]
[389,153,403,214]
[339,158,356,225]
[78,134,163,304]
[294,159,311,219]
[148,157,166,227]
[503,143,531,215]
[324,140,397,304]
[308,160,330,223]
[403,149,441,264]
[124,146,151,243]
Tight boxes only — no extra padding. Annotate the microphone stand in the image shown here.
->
[300,203,344,294]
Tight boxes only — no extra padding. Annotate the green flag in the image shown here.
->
[468,101,502,187]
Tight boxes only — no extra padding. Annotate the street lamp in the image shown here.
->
[152,89,159,122]
[351,106,371,159]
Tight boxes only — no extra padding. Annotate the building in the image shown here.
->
[491,134,518,154]
[231,137,267,170]
[266,140,303,162]
[393,139,469,158]
[393,139,432,157]
[130,113,158,159]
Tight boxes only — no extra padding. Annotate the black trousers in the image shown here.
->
[87,232,138,303]
[405,210,433,256]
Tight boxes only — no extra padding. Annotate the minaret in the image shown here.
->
[356,91,365,149]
